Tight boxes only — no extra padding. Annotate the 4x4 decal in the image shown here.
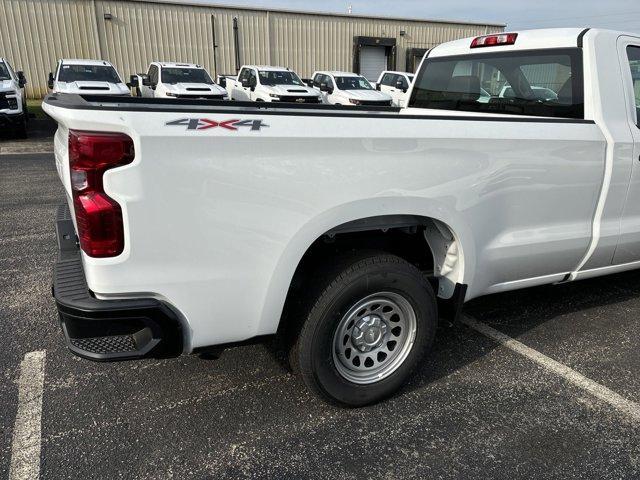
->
[166,118,268,131]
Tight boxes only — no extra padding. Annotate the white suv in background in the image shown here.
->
[375,71,415,107]
[311,71,392,106]
[48,59,129,96]
[0,57,28,137]
[131,62,228,99]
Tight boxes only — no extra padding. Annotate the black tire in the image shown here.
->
[289,252,437,407]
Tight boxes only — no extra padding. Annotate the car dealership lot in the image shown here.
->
[2,153,640,479]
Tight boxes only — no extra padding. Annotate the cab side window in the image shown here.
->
[626,46,640,126]
[325,75,334,89]
[246,68,257,86]
[381,73,394,86]
[148,65,159,85]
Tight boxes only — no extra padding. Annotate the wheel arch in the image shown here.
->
[256,197,476,335]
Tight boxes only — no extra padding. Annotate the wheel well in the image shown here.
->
[281,215,464,332]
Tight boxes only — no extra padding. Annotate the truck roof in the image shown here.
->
[155,61,204,69]
[59,59,114,66]
[244,65,290,71]
[428,28,638,58]
[380,71,414,76]
[316,71,360,77]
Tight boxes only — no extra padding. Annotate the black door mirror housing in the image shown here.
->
[47,72,54,90]
[127,74,139,88]
[140,74,151,87]
[17,71,27,88]
[320,83,333,94]
[396,80,407,92]
[241,77,251,88]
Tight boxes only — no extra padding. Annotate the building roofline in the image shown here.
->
[125,0,507,28]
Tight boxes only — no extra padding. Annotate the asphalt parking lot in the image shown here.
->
[2,151,640,479]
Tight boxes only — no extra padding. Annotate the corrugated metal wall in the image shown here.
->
[0,0,100,98]
[0,0,503,98]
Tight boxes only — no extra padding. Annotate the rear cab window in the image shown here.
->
[409,48,584,119]
[626,46,640,126]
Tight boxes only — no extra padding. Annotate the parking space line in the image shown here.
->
[462,316,640,422]
[9,350,46,480]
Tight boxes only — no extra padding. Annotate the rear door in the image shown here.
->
[612,39,640,264]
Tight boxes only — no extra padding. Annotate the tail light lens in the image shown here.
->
[471,33,518,48]
[68,130,134,257]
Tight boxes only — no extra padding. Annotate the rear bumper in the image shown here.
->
[52,204,183,361]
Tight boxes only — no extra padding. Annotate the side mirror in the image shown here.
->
[17,71,27,88]
[396,80,407,93]
[218,77,227,88]
[47,72,54,90]
[319,83,332,94]
[376,83,381,91]
[127,74,139,88]
[141,74,151,87]
[241,77,251,88]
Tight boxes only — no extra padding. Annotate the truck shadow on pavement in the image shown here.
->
[399,268,640,398]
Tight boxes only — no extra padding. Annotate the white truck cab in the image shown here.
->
[226,65,321,103]
[48,59,129,96]
[375,71,415,107]
[0,57,28,137]
[312,71,392,106]
[131,62,227,100]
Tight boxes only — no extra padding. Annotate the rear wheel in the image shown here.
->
[290,253,437,406]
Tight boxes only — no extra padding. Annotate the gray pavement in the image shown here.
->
[1,152,639,479]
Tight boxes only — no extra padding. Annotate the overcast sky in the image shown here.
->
[178,0,640,33]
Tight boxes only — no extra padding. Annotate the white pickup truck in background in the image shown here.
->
[48,59,130,96]
[129,62,228,100]
[225,65,321,103]
[0,57,28,137]
[375,70,415,107]
[311,70,392,106]
[44,28,640,406]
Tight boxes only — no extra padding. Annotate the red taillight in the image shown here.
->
[68,130,134,257]
[471,33,518,48]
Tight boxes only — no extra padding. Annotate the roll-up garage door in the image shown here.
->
[359,46,387,81]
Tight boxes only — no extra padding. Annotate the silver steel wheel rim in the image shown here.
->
[332,292,417,385]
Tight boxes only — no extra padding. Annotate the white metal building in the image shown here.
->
[0,0,505,98]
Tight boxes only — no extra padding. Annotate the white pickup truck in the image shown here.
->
[129,62,228,100]
[226,65,322,103]
[311,70,392,106]
[375,70,415,107]
[0,57,28,137]
[44,28,640,406]
[48,59,130,96]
